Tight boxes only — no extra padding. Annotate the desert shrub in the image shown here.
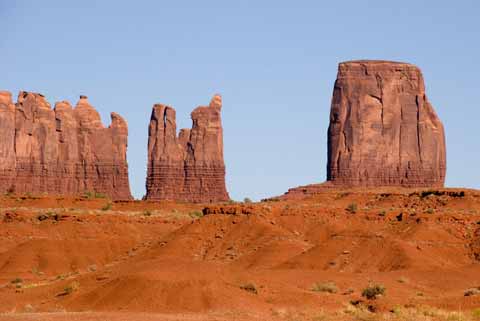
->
[143,210,152,216]
[101,203,112,211]
[378,210,386,216]
[243,197,252,203]
[94,192,106,199]
[83,191,94,199]
[426,208,435,214]
[11,278,22,284]
[240,283,257,294]
[189,210,203,218]
[472,308,480,319]
[311,281,338,294]
[346,203,358,213]
[361,284,385,299]
[64,281,80,295]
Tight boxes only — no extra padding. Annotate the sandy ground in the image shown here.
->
[0,188,479,320]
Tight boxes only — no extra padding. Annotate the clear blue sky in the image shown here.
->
[1,1,479,200]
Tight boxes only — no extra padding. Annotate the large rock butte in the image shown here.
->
[146,94,229,202]
[327,60,446,187]
[280,60,446,199]
[0,91,132,200]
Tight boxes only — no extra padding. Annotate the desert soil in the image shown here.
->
[0,189,479,321]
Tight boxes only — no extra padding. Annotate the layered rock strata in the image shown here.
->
[0,91,132,200]
[146,94,229,202]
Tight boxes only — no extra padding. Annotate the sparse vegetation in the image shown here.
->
[426,208,435,214]
[143,210,152,216]
[397,276,409,284]
[83,191,107,199]
[11,277,22,284]
[361,283,385,299]
[311,281,338,294]
[378,210,387,216]
[472,308,480,319]
[243,197,252,203]
[63,281,80,295]
[240,283,257,294]
[346,203,358,214]
[189,210,203,218]
[56,274,67,280]
[83,191,94,199]
[37,211,59,221]
[101,203,112,211]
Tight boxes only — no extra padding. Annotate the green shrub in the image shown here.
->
[472,308,480,319]
[94,192,106,199]
[83,191,93,199]
[64,281,80,295]
[11,278,22,284]
[346,203,358,214]
[361,284,385,299]
[189,210,203,218]
[311,281,338,294]
[101,203,112,211]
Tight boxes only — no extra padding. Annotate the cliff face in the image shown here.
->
[327,60,446,187]
[0,91,132,200]
[146,94,229,202]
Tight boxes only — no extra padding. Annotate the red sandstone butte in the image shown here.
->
[0,91,132,200]
[327,60,446,188]
[146,94,229,202]
[280,60,446,200]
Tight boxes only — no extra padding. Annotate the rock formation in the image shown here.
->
[0,91,132,200]
[327,60,446,187]
[278,60,446,200]
[146,94,229,202]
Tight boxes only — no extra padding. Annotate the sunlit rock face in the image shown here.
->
[327,60,446,188]
[146,94,230,203]
[0,91,132,200]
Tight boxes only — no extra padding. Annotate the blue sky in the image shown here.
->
[1,1,479,200]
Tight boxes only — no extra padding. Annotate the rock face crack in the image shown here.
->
[145,94,229,203]
[326,60,446,188]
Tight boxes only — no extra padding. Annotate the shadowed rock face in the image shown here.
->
[327,60,446,187]
[0,91,132,200]
[146,94,229,202]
